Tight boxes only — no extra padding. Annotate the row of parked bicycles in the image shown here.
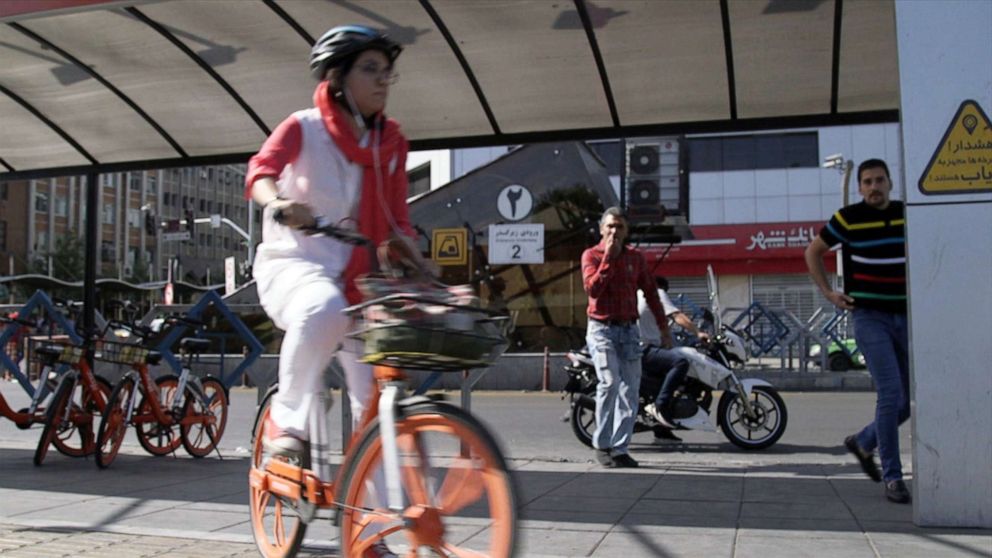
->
[0,305,228,468]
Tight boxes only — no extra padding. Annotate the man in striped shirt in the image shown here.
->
[805,158,911,504]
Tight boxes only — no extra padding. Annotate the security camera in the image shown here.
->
[823,153,844,168]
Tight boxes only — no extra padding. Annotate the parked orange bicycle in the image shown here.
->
[32,338,113,466]
[95,316,228,468]
[247,222,518,558]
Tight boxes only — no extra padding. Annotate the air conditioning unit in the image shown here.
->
[626,137,681,223]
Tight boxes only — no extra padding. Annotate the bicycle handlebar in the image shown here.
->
[0,314,36,328]
[165,314,206,329]
[273,208,371,247]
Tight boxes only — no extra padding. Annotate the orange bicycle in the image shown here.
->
[95,316,228,468]
[248,222,518,558]
[32,338,113,466]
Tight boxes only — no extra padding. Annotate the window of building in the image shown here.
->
[101,240,114,262]
[103,203,115,224]
[0,220,6,251]
[128,208,141,228]
[35,192,49,213]
[55,197,68,217]
[129,174,142,191]
[687,132,819,172]
[0,183,7,201]
[407,162,431,198]
[199,199,205,212]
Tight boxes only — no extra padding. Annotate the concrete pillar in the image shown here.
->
[895,0,992,527]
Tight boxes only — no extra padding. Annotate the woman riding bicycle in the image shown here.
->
[245,25,424,458]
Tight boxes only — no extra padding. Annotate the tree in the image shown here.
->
[30,236,85,281]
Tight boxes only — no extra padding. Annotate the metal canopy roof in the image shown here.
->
[0,0,900,180]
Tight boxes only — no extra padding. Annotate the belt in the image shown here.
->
[591,317,636,327]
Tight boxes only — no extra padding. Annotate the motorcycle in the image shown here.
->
[563,266,788,450]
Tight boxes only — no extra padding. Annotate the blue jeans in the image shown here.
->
[586,320,642,455]
[641,345,690,410]
[852,308,910,482]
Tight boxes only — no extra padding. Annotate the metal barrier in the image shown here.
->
[0,290,89,397]
[729,301,790,358]
[141,290,264,390]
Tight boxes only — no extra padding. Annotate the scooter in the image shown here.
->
[562,266,788,450]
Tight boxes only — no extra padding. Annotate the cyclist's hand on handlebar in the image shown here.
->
[695,331,711,343]
[383,236,440,280]
[270,199,316,229]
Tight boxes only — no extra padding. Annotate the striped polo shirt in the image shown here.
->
[819,200,906,314]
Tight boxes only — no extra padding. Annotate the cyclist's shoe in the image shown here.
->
[363,540,398,558]
[262,417,304,456]
[885,480,911,504]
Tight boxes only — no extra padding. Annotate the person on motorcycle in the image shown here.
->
[637,276,711,433]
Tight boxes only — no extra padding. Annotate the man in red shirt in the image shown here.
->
[582,207,671,468]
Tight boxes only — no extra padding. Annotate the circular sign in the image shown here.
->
[497,184,533,222]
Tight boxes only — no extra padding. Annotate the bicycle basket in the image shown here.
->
[95,340,150,366]
[29,337,85,365]
[347,278,509,371]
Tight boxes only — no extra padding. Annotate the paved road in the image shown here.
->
[0,383,905,467]
[1,382,987,558]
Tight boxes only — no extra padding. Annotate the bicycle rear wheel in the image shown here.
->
[180,378,228,458]
[339,401,518,558]
[136,374,182,456]
[249,400,309,558]
[95,376,137,469]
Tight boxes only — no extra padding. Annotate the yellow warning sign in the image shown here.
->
[432,228,467,266]
[919,100,992,194]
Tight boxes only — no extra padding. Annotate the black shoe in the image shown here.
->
[594,449,615,468]
[885,480,911,504]
[845,435,881,482]
[611,453,639,468]
[653,427,683,443]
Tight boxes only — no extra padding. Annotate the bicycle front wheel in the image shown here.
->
[248,400,309,558]
[339,401,518,558]
[95,376,137,469]
[180,378,228,458]
[136,374,182,456]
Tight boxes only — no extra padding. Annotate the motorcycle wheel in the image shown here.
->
[717,386,787,450]
[569,395,595,448]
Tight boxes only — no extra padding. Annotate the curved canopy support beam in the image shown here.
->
[125,6,271,136]
[8,21,188,158]
[418,0,501,135]
[574,0,619,128]
[0,83,96,164]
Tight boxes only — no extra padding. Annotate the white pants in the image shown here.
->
[258,266,372,438]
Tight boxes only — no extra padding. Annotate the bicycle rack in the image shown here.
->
[729,301,790,358]
[777,309,830,372]
[0,290,89,397]
[149,290,264,390]
[820,309,861,361]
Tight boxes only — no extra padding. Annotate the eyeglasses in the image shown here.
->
[356,63,399,84]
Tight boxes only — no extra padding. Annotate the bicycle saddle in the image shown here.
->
[180,338,211,354]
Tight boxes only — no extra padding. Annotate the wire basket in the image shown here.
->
[346,282,510,371]
[95,340,151,366]
[28,337,85,366]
